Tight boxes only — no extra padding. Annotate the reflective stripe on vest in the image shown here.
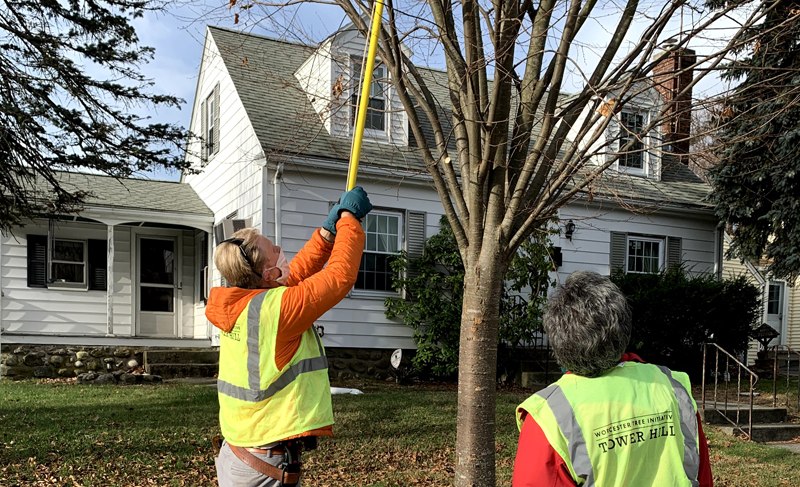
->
[656,365,700,487]
[532,366,699,487]
[217,291,328,403]
[536,385,596,485]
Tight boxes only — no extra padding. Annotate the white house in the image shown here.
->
[182,25,722,351]
[0,25,722,378]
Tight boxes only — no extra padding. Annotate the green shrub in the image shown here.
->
[385,216,556,378]
[610,267,762,380]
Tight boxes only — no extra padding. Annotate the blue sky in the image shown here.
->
[133,1,743,181]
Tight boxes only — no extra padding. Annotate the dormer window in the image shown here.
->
[614,109,657,178]
[351,62,386,132]
[619,112,644,170]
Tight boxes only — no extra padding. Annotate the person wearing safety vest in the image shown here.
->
[513,271,713,487]
[206,187,372,487]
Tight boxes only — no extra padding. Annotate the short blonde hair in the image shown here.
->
[214,228,269,288]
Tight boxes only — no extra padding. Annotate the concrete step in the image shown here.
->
[145,363,218,378]
[718,423,800,443]
[701,406,787,425]
[144,350,219,365]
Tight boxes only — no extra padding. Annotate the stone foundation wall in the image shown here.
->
[0,346,143,380]
[326,348,413,381]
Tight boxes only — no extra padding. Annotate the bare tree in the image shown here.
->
[211,0,772,484]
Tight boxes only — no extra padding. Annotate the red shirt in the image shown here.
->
[512,354,713,487]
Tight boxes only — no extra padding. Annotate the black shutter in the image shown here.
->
[609,232,627,274]
[27,235,48,288]
[87,239,107,291]
[213,83,220,156]
[667,237,683,270]
[405,210,427,280]
[200,99,207,163]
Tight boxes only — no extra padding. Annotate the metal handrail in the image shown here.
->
[702,343,759,441]
[772,344,800,411]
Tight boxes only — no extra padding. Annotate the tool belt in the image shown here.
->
[213,436,314,486]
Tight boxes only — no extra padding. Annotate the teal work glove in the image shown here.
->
[322,187,373,235]
[323,203,341,235]
[339,186,373,220]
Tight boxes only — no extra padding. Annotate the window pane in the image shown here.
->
[355,271,365,289]
[141,287,174,312]
[388,217,398,235]
[388,236,398,253]
[366,233,376,251]
[53,263,84,283]
[376,272,387,291]
[376,254,387,273]
[365,272,375,290]
[140,239,175,285]
[367,215,377,232]
[378,215,388,233]
[378,234,387,252]
[53,241,83,263]
[365,253,376,272]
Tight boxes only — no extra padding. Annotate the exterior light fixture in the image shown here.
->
[565,220,576,241]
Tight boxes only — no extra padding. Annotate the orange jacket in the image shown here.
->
[205,216,366,439]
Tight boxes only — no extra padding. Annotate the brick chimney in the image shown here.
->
[653,46,696,161]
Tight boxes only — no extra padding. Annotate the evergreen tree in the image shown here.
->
[0,0,191,231]
[709,1,800,280]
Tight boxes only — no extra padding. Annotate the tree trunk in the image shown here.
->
[454,251,506,486]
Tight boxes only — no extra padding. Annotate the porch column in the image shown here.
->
[106,224,114,337]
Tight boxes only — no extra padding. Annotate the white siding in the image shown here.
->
[555,203,717,284]
[275,168,442,349]
[184,29,265,289]
[788,279,800,350]
[295,39,335,134]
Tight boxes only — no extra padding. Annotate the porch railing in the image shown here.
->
[701,343,759,441]
[772,344,800,411]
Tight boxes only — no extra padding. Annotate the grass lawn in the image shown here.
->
[1,380,800,486]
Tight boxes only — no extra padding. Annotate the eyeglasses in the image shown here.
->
[218,238,263,279]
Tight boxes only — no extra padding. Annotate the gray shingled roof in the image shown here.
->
[208,26,711,209]
[32,171,213,216]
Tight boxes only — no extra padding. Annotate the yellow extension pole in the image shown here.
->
[346,0,385,191]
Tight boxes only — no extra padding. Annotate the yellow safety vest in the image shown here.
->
[517,362,700,487]
[217,288,333,446]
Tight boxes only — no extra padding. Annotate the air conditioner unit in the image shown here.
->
[214,218,253,243]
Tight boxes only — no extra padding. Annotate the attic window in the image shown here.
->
[619,111,645,170]
[351,62,386,132]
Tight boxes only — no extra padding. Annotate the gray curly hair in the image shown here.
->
[544,270,632,377]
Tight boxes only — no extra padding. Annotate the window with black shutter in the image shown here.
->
[26,235,107,290]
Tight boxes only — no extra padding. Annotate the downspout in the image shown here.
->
[713,226,724,281]
[272,163,284,247]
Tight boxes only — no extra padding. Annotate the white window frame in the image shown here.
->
[48,238,88,290]
[352,210,403,298]
[350,61,388,138]
[206,92,215,156]
[617,110,649,177]
[625,236,664,274]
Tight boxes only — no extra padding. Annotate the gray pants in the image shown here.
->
[215,441,302,487]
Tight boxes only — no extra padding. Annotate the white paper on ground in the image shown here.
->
[330,387,364,395]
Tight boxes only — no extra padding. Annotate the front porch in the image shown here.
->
[0,172,215,348]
